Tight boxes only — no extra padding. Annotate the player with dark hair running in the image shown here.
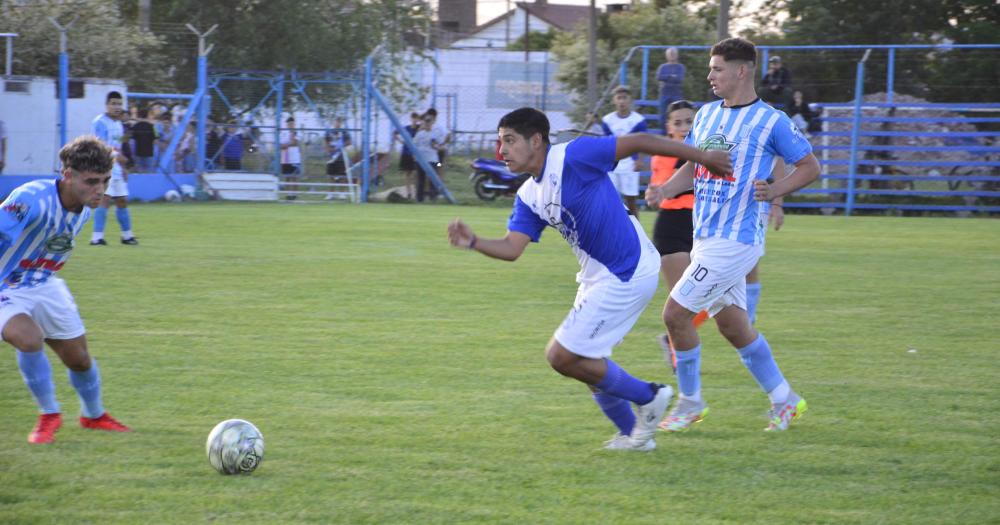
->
[447,107,731,451]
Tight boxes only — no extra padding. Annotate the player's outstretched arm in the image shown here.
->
[754,153,820,202]
[615,133,732,177]
[448,219,531,262]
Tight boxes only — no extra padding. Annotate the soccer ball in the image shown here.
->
[206,419,264,475]
[163,189,181,202]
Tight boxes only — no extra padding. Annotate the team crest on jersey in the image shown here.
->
[699,134,737,152]
[3,201,28,222]
[45,234,74,254]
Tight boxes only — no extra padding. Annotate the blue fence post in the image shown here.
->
[619,61,627,87]
[58,52,68,148]
[273,73,284,175]
[196,55,208,173]
[640,47,649,101]
[886,48,895,104]
[362,55,373,202]
[846,49,871,217]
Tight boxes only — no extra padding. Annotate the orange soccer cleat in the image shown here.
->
[28,413,63,444]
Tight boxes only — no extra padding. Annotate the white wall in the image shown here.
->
[1,76,128,175]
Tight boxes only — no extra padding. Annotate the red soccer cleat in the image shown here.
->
[28,413,63,444]
[79,413,131,433]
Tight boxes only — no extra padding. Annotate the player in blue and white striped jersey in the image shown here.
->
[1,136,132,444]
[601,85,648,217]
[90,90,139,246]
[649,38,820,433]
[447,107,731,451]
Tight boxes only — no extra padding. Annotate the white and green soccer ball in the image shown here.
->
[206,419,264,475]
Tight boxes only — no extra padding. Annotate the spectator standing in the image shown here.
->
[412,113,443,202]
[761,55,792,108]
[425,108,451,170]
[130,109,157,171]
[394,112,421,200]
[205,119,221,170]
[280,116,302,200]
[656,47,686,131]
[221,122,246,170]
[176,122,197,173]
[324,117,353,199]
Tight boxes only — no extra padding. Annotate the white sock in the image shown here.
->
[91,232,104,242]
[768,380,791,405]
[679,391,703,405]
[121,230,134,239]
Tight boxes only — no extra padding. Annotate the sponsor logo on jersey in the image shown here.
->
[45,234,73,254]
[3,202,28,222]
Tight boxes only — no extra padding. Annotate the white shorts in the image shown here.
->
[608,170,639,197]
[554,271,659,359]
[106,177,129,198]
[669,237,763,316]
[0,278,86,340]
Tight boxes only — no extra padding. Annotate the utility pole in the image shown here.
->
[0,33,17,77]
[587,0,597,111]
[48,16,77,147]
[717,0,730,41]
[505,0,511,46]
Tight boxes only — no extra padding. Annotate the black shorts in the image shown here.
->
[652,208,694,255]
[399,153,415,171]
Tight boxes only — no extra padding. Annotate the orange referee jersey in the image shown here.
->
[650,155,694,210]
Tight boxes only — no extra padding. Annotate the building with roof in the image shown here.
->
[445,0,594,49]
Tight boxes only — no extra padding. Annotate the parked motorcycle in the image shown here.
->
[469,158,530,201]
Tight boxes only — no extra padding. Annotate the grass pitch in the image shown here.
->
[0,202,997,524]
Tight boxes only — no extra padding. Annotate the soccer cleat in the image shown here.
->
[629,384,673,447]
[120,237,139,245]
[659,396,709,432]
[28,413,63,444]
[80,413,132,432]
[89,239,107,246]
[765,394,807,432]
[603,433,655,452]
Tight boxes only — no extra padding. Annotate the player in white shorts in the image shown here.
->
[448,107,731,451]
[90,90,139,246]
[1,136,132,444]
[601,85,648,217]
[648,37,820,433]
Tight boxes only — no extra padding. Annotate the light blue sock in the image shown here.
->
[68,360,104,419]
[675,345,702,397]
[592,391,636,435]
[16,350,60,414]
[737,334,785,394]
[93,207,108,233]
[595,359,656,405]
[747,282,762,324]
[115,207,132,233]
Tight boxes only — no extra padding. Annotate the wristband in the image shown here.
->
[469,235,477,250]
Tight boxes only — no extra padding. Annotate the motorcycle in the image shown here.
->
[469,158,530,201]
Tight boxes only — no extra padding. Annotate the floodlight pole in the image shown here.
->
[187,23,217,174]
[846,48,872,217]
[48,17,76,147]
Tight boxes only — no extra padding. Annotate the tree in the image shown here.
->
[551,2,713,122]
[0,1,170,85]
[507,29,559,52]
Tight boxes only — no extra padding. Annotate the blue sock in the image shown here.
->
[675,345,702,397]
[747,282,762,324]
[93,207,108,233]
[592,391,635,435]
[595,359,656,405]
[68,360,104,419]
[16,350,60,414]
[737,334,784,394]
[115,207,132,233]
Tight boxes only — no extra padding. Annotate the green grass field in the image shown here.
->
[1,202,997,524]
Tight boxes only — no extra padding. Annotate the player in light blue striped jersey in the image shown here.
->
[1,136,132,443]
[648,38,820,432]
[89,91,139,246]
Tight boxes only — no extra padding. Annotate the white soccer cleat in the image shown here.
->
[603,433,655,452]
[629,384,673,447]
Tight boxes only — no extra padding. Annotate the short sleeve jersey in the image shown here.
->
[0,179,90,291]
[507,136,659,284]
[685,98,812,245]
[601,111,647,173]
[92,113,124,180]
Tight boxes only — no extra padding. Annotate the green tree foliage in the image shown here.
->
[751,0,1000,102]
[0,1,170,85]
[506,29,559,52]
[550,2,712,122]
